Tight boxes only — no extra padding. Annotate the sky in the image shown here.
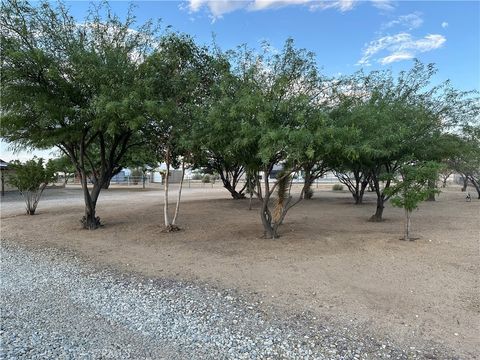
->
[1,0,479,162]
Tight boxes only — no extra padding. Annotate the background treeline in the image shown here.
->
[1,1,478,239]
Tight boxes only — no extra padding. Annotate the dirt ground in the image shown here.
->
[1,184,479,358]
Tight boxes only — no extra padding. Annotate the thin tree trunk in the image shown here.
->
[426,179,436,201]
[164,159,170,228]
[24,191,33,215]
[28,183,48,215]
[172,161,185,226]
[260,170,274,238]
[461,176,468,192]
[403,209,412,240]
[219,171,245,199]
[256,175,263,201]
[356,178,369,204]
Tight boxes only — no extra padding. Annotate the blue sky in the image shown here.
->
[1,0,479,161]
[66,0,479,90]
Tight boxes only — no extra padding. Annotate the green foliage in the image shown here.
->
[140,33,216,168]
[8,157,55,215]
[49,155,76,184]
[201,175,211,183]
[8,158,55,192]
[0,0,159,228]
[332,184,344,191]
[386,162,441,212]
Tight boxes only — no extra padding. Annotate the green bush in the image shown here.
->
[8,157,55,215]
[332,184,344,191]
[202,174,211,183]
[191,173,203,180]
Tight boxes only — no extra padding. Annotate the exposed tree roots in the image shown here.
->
[162,224,181,233]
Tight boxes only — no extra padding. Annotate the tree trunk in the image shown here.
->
[336,170,369,205]
[24,191,36,215]
[102,177,111,189]
[260,171,275,239]
[219,172,245,199]
[260,198,274,238]
[370,197,385,222]
[172,162,185,226]
[469,177,480,199]
[402,210,412,240]
[369,176,385,222]
[164,160,170,228]
[303,168,314,200]
[426,179,436,201]
[461,176,468,192]
[82,202,100,229]
[79,170,101,229]
[441,174,450,188]
[356,179,369,204]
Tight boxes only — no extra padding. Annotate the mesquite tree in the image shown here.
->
[140,33,215,231]
[191,52,259,200]
[49,155,76,186]
[461,126,480,198]
[8,158,55,215]
[1,1,157,229]
[386,162,440,240]
[449,125,480,198]
[336,62,476,221]
[231,40,325,238]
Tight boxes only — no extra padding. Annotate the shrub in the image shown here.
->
[202,174,211,183]
[8,157,55,215]
[332,184,344,191]
[191,173,203,180]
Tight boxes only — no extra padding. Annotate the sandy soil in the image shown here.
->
[1,184,479,358]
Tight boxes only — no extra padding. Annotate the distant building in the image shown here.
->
[0,159,15,195]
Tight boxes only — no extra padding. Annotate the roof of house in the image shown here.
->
[0,159,10,169]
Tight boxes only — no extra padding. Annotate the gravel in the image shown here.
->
[0,241,456,359]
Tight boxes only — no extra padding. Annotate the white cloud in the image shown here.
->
[370,0,395,11]
[441,21,449,29]
[186,0,391,19]
[379,52,414,64]
[357,32,446,66]
[250,0,310,11]
[383,12,423,30]
[188,0,247,18]
[309,0,356,12]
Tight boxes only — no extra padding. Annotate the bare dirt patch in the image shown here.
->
[1,185,479,358]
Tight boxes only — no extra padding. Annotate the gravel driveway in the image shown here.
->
[0,241,453,359]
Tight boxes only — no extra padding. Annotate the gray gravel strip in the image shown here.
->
[0,241,456,359]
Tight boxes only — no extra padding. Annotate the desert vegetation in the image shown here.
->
[1,0,479,239]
